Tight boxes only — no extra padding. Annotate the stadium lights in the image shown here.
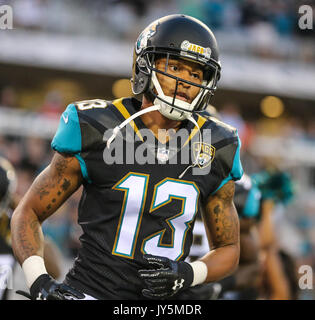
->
[260,96,284,118]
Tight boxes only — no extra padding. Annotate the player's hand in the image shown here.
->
[138,254,194,299]
[17,274,85,300]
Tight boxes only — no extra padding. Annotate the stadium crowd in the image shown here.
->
[3,0,315,63]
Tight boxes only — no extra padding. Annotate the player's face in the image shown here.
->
[155,57,204,104]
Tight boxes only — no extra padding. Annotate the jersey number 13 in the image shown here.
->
[112,172,200,261]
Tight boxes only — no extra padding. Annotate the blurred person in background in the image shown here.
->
[22,137,51,172]
[0,156,62,300]
[0,86,18,109]
[220,173,263,300]
[0,157,17,300]
[252,166,298,300]
[39,91,64,120]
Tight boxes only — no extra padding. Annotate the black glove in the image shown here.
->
[138,254,194,299]
[17,274,85,300]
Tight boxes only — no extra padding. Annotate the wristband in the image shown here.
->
[22,255,48,288]
[189,260,208,287]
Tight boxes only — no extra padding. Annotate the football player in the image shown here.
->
[252,169,294,300]
[11,14,243,300]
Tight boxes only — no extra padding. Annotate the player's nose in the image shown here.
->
[178,70,191,87]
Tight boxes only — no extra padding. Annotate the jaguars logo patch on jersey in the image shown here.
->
[193,142,215,169]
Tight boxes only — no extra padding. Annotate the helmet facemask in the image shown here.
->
[133,49,220,121]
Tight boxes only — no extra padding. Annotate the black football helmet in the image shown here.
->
[0,156,16,215]
[131,14,221,121]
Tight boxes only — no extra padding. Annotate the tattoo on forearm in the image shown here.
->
[205,181,239,248]
[14,215,43,261]
[30,218,41,244]
[12,154,79,263]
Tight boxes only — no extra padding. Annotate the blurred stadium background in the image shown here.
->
[0,0,314,299]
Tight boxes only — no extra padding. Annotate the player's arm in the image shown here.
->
[11,153,83,298]
[11,152,82,266]
[258,200,290,299]
[263,247,290,300]
[199,180,240,282]
[257,199,275,249]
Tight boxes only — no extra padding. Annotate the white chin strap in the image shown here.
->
[106,105,160,149]
[106,103,203,179]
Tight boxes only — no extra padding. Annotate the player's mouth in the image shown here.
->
[175,92,190,102]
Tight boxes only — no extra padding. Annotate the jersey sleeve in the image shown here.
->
[51,104,81,154]
[211,132,244,195]
[51,103,91,183]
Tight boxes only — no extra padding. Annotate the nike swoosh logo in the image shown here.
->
[62,114,69,124]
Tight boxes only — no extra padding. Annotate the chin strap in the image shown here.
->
[106,105,161,149]
[106,104,203,180]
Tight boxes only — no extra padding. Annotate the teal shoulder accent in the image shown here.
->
[243,185,261,218]
[212,134,244,195]
[51,104,81,154]
[51,104,91,184]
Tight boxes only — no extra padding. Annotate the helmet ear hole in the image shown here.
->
[132,72,150,95]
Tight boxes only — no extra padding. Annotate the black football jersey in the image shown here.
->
[51,97,243,299]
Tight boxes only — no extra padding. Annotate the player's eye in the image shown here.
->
[192,73,201,79]
[169,65,179,72]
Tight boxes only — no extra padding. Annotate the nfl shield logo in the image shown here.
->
[157,147,170,163]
